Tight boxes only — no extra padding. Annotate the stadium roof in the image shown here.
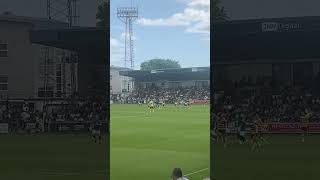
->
[120,67,209,81]
[0,14,68,29]
[0,15,107,53]
[30,27,108,53]
[213,16,320,64]
[111,66,131,71]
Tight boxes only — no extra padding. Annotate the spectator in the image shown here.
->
[171,168,189,180]
[111,86,210,104]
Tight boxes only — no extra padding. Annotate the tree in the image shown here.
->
[212,0,229,22]
[140,59,181,71]
[96,0,109,28]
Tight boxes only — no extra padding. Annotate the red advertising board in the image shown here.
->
[191,99,210,104]
[263,123,320,133]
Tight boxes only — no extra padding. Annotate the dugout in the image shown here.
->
[120,67,210,89]
[213,16,320,95]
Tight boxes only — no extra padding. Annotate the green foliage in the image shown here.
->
[212,0,229,23]
[140,59,181,71]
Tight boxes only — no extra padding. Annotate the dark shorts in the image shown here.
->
[250,132,257,138]
[218,129,226,134]
[301,127,308,132]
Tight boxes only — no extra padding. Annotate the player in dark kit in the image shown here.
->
[211,114,218,142]
[217,112,227,147]
[301,109,312,143]
[184,100,192,109]
[251,113,265,151]
[161,101,165,107]
[91,116,103,144]
[237,119,246,144]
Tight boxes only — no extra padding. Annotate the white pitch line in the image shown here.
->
[185,168,209,177]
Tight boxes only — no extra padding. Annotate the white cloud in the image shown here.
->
[137,12,191,26]
[137,0,210,35]
[186,20,209,34]
[137,17,189,26]
[188,0,209,7]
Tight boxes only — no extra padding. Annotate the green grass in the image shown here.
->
[0,134,108,180]
[111,104,210,180]
[212,134,320,180]
[3,104,319,180]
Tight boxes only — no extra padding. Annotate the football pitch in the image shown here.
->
[0,134,108,180]
[3,105,319,180]
[111,104,210,180]
[212,134,320,180]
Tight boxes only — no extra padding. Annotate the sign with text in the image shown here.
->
[263,123,320,133]
[191,99,210,104]
[262,22,302,32]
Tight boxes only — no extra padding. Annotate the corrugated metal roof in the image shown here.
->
[119,67,210,81]
[30,28,108,52]
[0,14,68,29]
[213,16,320,25]
[111,66,131,71]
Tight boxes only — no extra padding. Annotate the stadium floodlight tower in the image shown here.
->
[42,0,80,129]
[117,7,138,69]
[47,0,80,27]
[44,0,79,100]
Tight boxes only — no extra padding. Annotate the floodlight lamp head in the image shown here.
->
[117,7,138,18]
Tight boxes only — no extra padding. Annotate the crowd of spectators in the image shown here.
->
[111,86,210,104]
[213,86,320,125]
[46,96,108,123]
[0,96,108,132]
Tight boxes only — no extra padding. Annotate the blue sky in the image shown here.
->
[111,0,210,69]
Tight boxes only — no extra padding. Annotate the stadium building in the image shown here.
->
[110,66,133,95]
[120,67,209,90]
[0,14,108,134]
[0,14,73,99]
[213,16,320,95]
[0,14,107,104]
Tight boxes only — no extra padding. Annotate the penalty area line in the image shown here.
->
[185,168,209,177]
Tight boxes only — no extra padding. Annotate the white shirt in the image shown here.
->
[177,177,189,180]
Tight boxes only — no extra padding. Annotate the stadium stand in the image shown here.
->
[212,16,320,134]
[111,67,210,104]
